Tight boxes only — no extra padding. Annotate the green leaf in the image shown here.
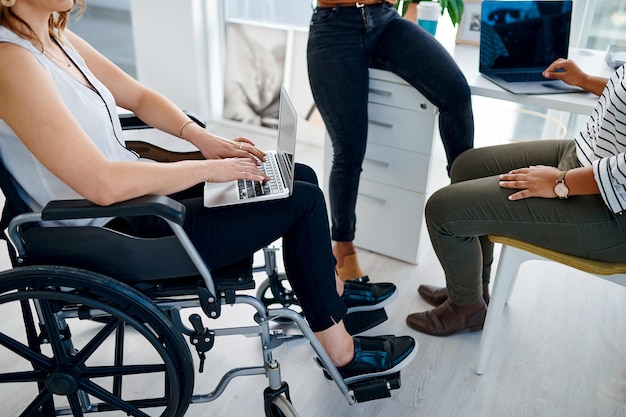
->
[393,0,464,26]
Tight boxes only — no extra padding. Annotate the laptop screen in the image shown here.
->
[480,0,573,73]
[277,85,297,183]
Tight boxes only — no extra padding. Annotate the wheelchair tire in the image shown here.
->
[0,265,194,417]
[256,274,302,314]
[270,394,300,417]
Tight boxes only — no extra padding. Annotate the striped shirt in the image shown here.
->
[576,64,626,214]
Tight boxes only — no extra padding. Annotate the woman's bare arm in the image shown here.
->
[65,31,266,163]
[0,43,267,206]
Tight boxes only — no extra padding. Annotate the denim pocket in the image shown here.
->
[310,7,336,25]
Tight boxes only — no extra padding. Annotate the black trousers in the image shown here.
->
[123,164,347,332]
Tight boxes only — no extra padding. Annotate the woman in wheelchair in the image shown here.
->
[0,0,416,383]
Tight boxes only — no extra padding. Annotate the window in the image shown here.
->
[68,0,136,78]
[579,0,626,50]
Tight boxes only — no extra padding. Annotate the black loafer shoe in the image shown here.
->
[343,308,389,335]
[337,335,417,384]
[342,276,398,313]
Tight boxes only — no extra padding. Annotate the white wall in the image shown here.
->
[130,0,224,120]
[87,0,130,11]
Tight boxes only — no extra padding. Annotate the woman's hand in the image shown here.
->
[498,165,561,200]
[542,58,586,87]
[204,158,270,183]
[191,129,267,163]
[542,58,608,96]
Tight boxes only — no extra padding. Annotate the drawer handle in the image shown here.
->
[364,157,391,168]
[358,193,387,205]
[369,119,394,129]
[368,88,392,97]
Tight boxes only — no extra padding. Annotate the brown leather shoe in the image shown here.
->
[405,299,487,337]
[417,285,448,306]
[417,284,491,307]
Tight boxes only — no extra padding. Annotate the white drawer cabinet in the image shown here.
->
[324,69,437,264]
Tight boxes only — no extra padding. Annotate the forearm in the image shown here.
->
[578,75,608,97]
[78,159,212,206]
[125,88,206,143]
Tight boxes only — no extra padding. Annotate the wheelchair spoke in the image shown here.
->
[67,392,86,417]
[84,363,168,378]
[18,387,53,417]
[70,316,121,367]
[0,331,53,370]
[37,297,71,363]
[0,369,46,383]
[78,380,152,417]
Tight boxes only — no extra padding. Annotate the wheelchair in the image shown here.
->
[0,113,402,417]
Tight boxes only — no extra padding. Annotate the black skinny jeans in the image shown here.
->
[307,1,474,242]
[427,140,626,306]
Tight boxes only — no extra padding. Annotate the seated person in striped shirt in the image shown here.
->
[406,58,626,336]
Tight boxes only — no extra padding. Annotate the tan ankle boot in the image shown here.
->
[336,253,364,281]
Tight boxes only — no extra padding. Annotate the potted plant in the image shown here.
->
[394,0,464,27]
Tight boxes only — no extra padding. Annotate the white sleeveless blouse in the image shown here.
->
[0,26,138,226]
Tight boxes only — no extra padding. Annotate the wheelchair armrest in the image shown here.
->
[41,195,186,225]
[119,110,206,130]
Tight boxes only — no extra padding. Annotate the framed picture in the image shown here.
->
[223,21,288,129]
[456,0,482,45]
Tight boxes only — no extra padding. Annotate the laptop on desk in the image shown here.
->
[203,85,297,208]
[479,0,582,95]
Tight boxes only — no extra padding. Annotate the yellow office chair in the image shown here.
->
[475,235,626,375]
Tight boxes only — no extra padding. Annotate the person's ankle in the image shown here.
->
[315,322,355,367]
[333,241,356,268]
[328,337,354,368]
[333,242,364,280]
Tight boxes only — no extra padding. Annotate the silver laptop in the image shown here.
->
[203,85,297,208]
[479,0,582,95]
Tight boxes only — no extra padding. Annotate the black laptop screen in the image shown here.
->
[480,1,573,72]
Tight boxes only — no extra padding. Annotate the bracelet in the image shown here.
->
[178,120,195,137]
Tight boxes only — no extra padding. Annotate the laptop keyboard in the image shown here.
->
[498,72,548,83]
[237,154,284,199]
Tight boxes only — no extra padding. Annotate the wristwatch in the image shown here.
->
[554,170,569,199]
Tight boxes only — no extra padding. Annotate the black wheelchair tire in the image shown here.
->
[0,265,194,417]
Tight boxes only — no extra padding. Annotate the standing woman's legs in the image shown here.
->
[307,6,372,278]
[371,8,474,172]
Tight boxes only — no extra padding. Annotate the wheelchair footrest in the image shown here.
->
[349,371,401,403]
[315,357,402,403]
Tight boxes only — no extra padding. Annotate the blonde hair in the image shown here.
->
[0,1,86,49]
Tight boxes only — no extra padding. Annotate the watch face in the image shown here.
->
[555,182,569,198]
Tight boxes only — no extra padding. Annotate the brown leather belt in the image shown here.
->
[316,0,396,8]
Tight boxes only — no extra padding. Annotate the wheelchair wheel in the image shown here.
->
[256,274,302,314]
[0,265,194,417]
[270,395,300,417]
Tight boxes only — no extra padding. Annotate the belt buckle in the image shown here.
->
[356,2,365,7]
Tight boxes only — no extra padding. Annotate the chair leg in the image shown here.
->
[475,245,537,375]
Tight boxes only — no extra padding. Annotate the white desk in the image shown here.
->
[450,44,613,115]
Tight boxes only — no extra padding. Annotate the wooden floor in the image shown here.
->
[2,116,626,417]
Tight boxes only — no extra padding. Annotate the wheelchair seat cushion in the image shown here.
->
[21,226,254,292]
